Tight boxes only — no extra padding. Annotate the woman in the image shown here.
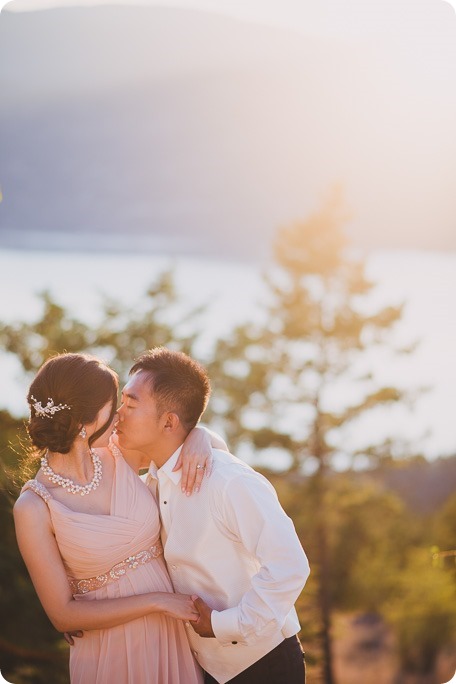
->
[14,352,224,683]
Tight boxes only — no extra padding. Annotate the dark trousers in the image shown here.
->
[204,635,306,684]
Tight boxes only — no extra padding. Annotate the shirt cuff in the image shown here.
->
[211,607,245,646]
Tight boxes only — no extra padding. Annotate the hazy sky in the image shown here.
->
[2,0,455,251]
[2,0,455,38]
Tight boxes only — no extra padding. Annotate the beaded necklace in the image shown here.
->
[40,449,103,496]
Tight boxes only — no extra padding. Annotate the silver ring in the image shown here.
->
[196,464,205,470]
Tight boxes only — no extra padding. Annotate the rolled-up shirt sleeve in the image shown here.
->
[210,472,310,646]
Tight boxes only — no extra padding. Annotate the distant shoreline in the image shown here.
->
[0,231,265,262]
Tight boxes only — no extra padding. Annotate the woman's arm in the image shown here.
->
[202,426,229,452]
[173,425,229,495]
[13,493,199,632]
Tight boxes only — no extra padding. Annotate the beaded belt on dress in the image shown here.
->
[68,541,163,595]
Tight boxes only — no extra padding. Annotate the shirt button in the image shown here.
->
[185,622,190,627]
[193,651,198,657]
[171,564,177,570]
[231,641,238,645]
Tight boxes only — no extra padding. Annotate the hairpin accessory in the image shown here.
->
[41,448,103,496]
[31,396,71,419]
[79,426,87,439]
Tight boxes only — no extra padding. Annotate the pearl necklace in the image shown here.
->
[40,449,103,496]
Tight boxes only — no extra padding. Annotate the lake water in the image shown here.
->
[1,247,455,461]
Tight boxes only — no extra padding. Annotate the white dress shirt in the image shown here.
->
[146,447,310,684]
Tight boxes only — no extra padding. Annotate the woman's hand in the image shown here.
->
[63,630,83,645]
[158,593,200,621]
[173,426,214,495]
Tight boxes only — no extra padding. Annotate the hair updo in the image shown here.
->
[27,353,119,454]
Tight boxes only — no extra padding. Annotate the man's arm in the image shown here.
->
[193,470,310,645]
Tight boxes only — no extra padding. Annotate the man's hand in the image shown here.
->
[190,596,215,638]
[63,630,83,646]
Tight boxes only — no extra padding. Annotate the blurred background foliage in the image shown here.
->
[0,196,455,683]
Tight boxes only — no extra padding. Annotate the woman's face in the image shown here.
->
[90,399,117,447]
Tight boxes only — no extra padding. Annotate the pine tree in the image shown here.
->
[209,190,412,682]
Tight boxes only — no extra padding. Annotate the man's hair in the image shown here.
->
[130,347,211,433]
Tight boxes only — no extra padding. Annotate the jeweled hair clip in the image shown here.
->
[30,395,71,419]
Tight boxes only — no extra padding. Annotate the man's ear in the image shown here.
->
[162,412,181,433]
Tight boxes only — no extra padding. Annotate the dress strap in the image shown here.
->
[21,479,52,505]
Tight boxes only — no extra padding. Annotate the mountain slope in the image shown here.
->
[0,4,455,256]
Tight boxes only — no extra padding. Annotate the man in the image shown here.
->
[116,347,310,684]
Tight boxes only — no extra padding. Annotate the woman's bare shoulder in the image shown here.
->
[14,485,49,519]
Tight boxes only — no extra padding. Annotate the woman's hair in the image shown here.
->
[27,353,118,454]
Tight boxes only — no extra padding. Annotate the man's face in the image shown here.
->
[116,371,162,455]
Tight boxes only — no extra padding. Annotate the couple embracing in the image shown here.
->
[14,347,310,683]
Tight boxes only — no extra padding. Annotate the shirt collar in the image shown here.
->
[147,444,183,486]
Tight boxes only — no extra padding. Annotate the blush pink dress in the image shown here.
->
[20,444,203,684]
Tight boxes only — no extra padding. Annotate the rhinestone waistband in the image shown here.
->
[68,541,163,595]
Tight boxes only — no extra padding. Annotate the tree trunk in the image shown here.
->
[314,457,336,684]
[317,510,335,684]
